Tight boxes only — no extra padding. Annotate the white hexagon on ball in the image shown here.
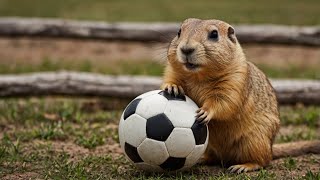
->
[164,97,198,128]
[123,114,147,147]
[137,138,169,165]
[165,128,195,157]
[135,94,168,119]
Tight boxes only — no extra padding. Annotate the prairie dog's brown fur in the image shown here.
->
[161,18,320,173]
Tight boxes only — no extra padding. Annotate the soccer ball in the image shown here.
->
[118,90,208,172]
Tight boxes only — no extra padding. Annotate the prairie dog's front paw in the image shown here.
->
[195,107,213,124]
[161,83,184,97]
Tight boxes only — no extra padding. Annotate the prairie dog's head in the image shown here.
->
[168,18,242,72]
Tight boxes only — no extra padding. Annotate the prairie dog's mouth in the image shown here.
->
[184,62,200,70]
[177,51,201,71]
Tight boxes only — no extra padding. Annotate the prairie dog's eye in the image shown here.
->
[209,30,218,40]
[177,29,181,38]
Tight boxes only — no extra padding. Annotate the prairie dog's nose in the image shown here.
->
[180,47,195,56]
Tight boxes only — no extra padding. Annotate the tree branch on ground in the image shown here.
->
[0,71,319,105]
[0,17,319,46]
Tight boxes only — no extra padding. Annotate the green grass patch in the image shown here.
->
[75,134,104,149]
[0,0,319,25]
[0,58,319,79]
[276,105,319,143]
[280,106,320,128]
[12,122,67,142]
[0,58,164,76]
[304,170,320,180]
[0,134,21,162]
[32,122,67,140]
[0,97,125,125]
[278,129,317,143]
[283,157,297,170]
[0,98,124,148]
[258,64,320,80]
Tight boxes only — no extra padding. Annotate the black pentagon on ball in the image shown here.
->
[146,113,174,141]
[160,157,186,171]
[191,121,208,145]
[159,90,186,101]
[124,142,143,163]
[123,98,142,120]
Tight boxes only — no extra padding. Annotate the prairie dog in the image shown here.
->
[161,18,320,173]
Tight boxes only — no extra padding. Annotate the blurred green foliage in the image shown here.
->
[0,0,319,25]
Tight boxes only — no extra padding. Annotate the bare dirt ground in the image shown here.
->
[0,37,319,68]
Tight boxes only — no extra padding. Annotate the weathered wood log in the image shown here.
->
[0,17,319,46]
[0,71,319,105]
[0,72,161,98]
[272,80,320,105]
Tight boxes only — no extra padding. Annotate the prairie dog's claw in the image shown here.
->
[178,86,185,96]
[162,83,185,96]
[195,107,212,124]
[172,84,179,97]
[228,163,261,173]
[165,84,173,94]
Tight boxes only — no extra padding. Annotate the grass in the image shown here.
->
[0,98,123,146]
[75,134,105,149]
[0,58,319,79]
[283,157,297,170]
[280,106,320,128]
[276,105,320,143]
[0,98,319,179]
[0,0,319,25]
[257,64,320,80]
[0,58,165,76]
[0,137,279,180]
[278,129,317,143]
[1,137,313,179]
[305,170,320,180]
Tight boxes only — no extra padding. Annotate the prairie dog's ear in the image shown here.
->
[228,26,236,43]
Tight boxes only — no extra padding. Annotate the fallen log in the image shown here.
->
[0,71,319,105]
[0,17,319,46]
